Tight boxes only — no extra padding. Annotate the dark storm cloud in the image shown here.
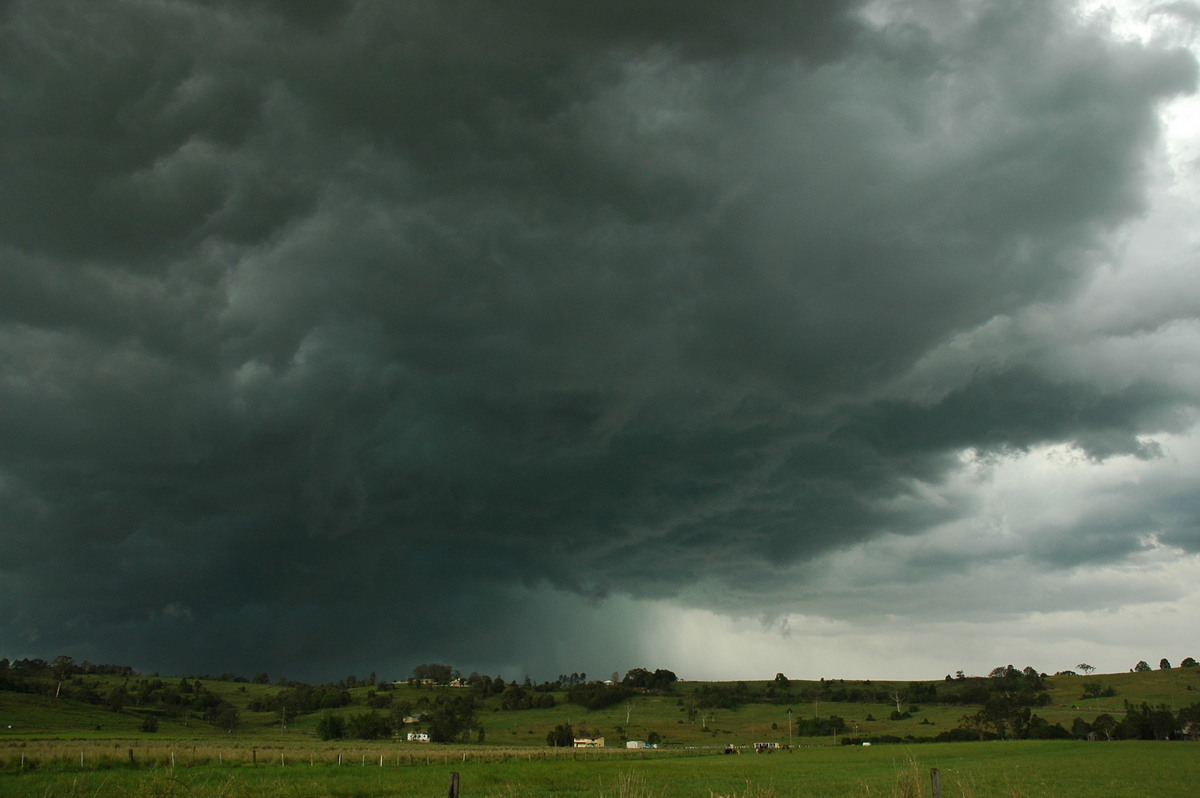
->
[1,0,1197,679]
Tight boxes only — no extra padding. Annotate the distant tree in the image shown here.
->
[622,668,653,687]
[252,672,270,684]
[1134,661,1152,672]
[546,722,574,747]
[316,713,346,740]
[500,684,532,710]
[140,715,159,733]
[346,711,390,740]
[653,669,679,688]
[107,686,129,714]
[774,673,791,691]
[208,702,240,733]
[1077,663,1096,674]
[1159,658,1172,670]
[1091,713,1118,740]
[1182,657,1198,668]
[426,695,479,743]
[412,663,455,684]
[51,656,77,682]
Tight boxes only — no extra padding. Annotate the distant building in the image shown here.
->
[406,732,430,743]
[626,740,645,749]
[574,736,605,748]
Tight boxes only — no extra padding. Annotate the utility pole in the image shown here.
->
[787,708,793,749]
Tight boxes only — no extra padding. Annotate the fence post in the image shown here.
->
[448,771,460,798]
[930,768,941,798]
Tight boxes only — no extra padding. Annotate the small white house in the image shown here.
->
[406,732,430,743]
[626,740,645,749]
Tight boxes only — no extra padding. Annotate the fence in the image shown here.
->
[1,740,715,774]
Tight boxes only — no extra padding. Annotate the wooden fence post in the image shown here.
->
[447,771,460,798]
[930,767,941,798]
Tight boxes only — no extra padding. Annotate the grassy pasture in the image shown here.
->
[6,668,1200,749]
[1,740,1198,797]
[4,667,1200,795]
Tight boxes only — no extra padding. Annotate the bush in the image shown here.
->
[316,713,346,740]
[346,711,390,740]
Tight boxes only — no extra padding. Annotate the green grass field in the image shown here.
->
[2,740,1198,797]
[3,665,1199,795]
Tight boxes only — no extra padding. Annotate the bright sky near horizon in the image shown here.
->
[2,0,1199,683]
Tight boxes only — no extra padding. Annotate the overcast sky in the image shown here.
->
[2,0,1199,684]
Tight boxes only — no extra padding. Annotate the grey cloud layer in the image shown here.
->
[1,0,1196,678]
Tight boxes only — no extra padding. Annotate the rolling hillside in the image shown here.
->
[3,661,1199,747]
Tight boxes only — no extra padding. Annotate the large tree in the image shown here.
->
[546,722,574,747]
[412,663,456,684]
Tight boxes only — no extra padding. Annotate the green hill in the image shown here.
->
[3,661,1200,747]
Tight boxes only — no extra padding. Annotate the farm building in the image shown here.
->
[406,732,430,743]
[573,736,605,748]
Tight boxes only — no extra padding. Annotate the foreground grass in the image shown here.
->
[2,740,1198,797]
